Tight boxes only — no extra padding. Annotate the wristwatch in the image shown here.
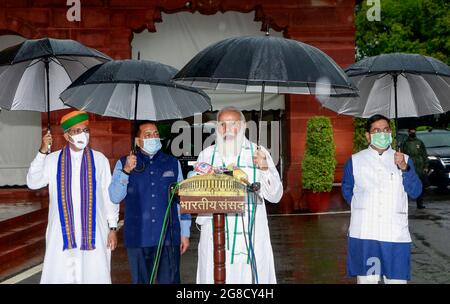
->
[39,149,49,155]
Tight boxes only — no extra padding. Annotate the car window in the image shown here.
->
[417,132,450,148]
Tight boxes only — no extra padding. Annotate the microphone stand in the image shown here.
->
[151,182,178,284]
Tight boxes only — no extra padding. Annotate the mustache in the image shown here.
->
[222,132,235,137]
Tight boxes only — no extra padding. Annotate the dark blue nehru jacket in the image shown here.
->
[120,149,180,248]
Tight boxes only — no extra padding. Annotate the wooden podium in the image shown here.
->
[178,174,247,284]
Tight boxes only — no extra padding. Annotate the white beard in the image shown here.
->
[216,127,246,166]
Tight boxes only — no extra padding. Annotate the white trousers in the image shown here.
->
[357,275,407,284]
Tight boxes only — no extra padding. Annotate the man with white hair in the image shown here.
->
[195,107,283,284]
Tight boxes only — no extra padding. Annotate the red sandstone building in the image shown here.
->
[0,0,356,213]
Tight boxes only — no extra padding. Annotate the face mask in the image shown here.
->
[142,138,162,155]
[370,132,392,149]
[69,132,89,150]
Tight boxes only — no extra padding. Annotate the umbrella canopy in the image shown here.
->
[0,38,111,116]
[60,59,211,121]
[319,53,450,118]
[173,35,357,96]
[172,35,358,145]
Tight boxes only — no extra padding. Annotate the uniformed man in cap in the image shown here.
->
[401,127,428,209]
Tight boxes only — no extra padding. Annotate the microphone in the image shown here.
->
[194,162,214,175]
[187,162,214,178]
[232,168,261,192]
[187,171,199,178]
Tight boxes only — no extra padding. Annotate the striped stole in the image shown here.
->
[56,145,97,251]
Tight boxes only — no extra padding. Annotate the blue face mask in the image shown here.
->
[142,138,162,155]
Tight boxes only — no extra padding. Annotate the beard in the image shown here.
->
[216,126,246,165]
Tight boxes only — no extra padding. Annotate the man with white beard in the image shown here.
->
[194,107,283,284]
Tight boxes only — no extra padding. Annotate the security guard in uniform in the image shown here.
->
[109,121,191,283]
[401,127,428,209]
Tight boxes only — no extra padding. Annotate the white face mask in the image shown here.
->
[69,132,89,150]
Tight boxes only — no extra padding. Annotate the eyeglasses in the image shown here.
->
[67,128,90,135]
[370,127,392,134]
[141,131,159,139]
[217,121,242,128]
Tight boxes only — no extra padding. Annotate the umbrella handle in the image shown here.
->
[47,130,51,153]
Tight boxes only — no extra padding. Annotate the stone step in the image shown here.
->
[0,187,48,201]
[0,235,45,281]
[0,207,48,281]
[0,219,47,251]
[1,208,48,230]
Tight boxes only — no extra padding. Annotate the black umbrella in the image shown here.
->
[319,53,450,148]
[0,37,111,131]
[172,34,358,144]
[60,59,212,151]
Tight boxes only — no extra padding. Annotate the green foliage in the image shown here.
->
[301,117,336,192]
[356,0,450,64]
[353,0,449,150]
[390,120,397,149]
[352,117,368,153]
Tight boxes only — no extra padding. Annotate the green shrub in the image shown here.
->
[353,117,368,153]
[301,116,336,193]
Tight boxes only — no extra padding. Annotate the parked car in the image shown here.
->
[398,128,450,190]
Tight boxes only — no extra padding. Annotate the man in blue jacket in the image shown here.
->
[109,121,191,284]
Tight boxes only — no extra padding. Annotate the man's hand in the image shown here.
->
[123,151,137,173]
[394,151,408,171]
[107,230,118,251]
[253,147,269,171]
[180,237,190,255]
[40,131,52,154]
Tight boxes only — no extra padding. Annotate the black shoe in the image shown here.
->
[417,204,426,209]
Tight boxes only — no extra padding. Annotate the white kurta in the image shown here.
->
[27,149,119,284]
[195,139,283,284]
[349,147,411,242]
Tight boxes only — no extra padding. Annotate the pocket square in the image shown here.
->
[162,170,175,177]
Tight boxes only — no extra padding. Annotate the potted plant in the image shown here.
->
[301,116,336,213]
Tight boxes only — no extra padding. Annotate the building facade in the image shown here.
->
[0,0,356,213]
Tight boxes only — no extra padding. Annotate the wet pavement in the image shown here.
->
[5,188,450,284]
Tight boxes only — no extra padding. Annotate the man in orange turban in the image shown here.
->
[26,110,119,284]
